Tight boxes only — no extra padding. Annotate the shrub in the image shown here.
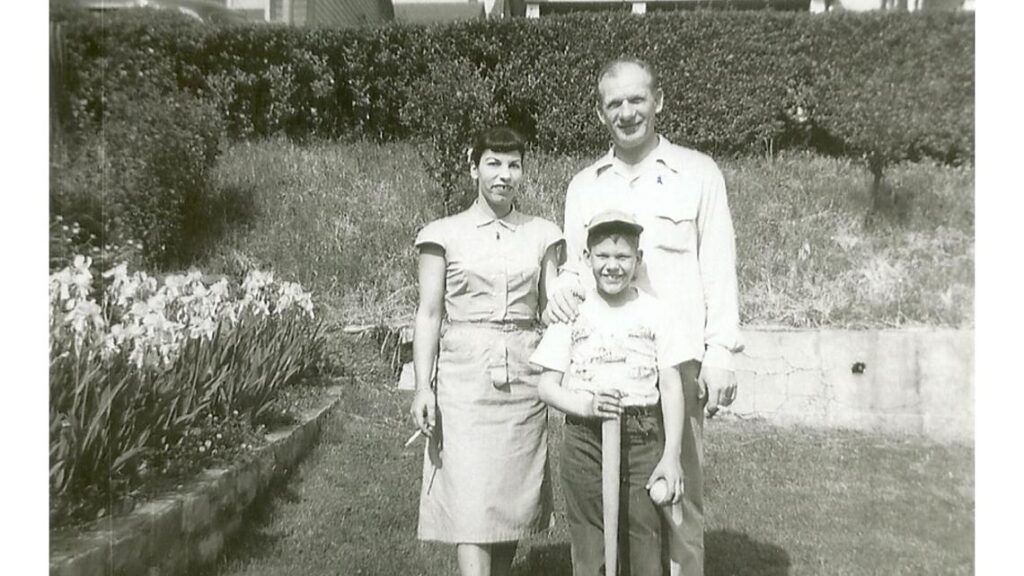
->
[58,10,973,162]
[401,57,509,214]
[55,9,973,227]
[53,10,228,269]
[808,13,975,215]
[50,89,226,269]
[110,91,226,266]
[49,257,325,519]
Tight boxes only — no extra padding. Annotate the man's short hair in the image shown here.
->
[595,56,660,102]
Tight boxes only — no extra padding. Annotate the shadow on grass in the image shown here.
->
[512,531,788,576]
[513,543,572,576]
[706,529,791,576]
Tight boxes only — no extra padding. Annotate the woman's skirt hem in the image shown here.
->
[416,525,550,545]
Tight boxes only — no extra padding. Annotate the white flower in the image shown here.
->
[65,298,104,349]
[71,255,93,291]
[187,316,217,340]
[163,272,196,299]
[275,282,315,318]
[50,267,73,305]
[242,270,275,294]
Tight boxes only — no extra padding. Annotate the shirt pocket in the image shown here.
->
[439,325,477,364]
[646,198,698,254]
[511,329,544,384]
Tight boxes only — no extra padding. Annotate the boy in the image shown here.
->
[531,210,688,576]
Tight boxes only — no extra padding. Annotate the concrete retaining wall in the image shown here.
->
[396,326,974,442]
[49,387,343,576]
[729,328,973,443]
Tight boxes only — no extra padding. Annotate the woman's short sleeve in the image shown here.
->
[415,219,447,252]
[538,219,565,254]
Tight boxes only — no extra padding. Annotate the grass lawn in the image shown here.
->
[201,139,973,330]
[205,335,973,576]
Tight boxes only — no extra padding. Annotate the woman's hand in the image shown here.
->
[410,389,437,437]
[586,389,624,420]
[646,456,685,505]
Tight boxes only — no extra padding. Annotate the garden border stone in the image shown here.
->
[49,385,344,576]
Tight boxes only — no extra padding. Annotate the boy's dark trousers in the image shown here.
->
[561,406,665,576]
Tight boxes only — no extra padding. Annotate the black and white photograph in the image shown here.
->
[15,0,1005,573]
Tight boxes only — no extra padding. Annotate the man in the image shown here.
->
[546,57,744,576]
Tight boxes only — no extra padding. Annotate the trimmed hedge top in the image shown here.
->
[56,10,974,163]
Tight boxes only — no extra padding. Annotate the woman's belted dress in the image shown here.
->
[415,202,562,543]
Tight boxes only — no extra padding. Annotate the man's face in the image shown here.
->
[585,234,642,297]
[596,63,664,153]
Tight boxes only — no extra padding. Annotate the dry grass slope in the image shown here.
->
[202,139,974,330]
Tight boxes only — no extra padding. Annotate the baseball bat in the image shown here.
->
[602,416,621,576]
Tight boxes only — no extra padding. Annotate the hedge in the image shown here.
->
[52,9,973,239]
[806,13,974,210]
[52,9,229,269]
[56,10,972,159]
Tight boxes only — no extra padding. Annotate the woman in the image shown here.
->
[409,126,562,576]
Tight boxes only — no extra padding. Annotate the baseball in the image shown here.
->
[648,479,671,506]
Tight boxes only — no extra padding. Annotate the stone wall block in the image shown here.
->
[918,330,974,441]
[731,328,972,443]
[104,514,151,575]
[180,485,213,535]
[235,462,260,507]
[254,450,276,488]
[50,534,109,576]
[51,389,344,576]
[817,330,878,417]
[195,529,224,566]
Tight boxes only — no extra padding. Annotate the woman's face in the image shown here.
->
[471,149,523,212]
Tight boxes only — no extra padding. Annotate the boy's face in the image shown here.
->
[585,234,641,297]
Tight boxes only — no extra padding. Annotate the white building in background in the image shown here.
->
[224,0,394,25]
[809,0,973,12]
[390,0,490,22]
[213,0,490,25]
[224,0,270,20]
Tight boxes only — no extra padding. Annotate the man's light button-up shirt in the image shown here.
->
[562,137,744,370]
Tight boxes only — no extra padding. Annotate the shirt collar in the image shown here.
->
[471,200,522,231]
[593,135,682,178]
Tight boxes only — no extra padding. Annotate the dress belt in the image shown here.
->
[444,319,540,332]
[442,319,540,389]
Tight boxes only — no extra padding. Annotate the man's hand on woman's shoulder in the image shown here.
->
[543,273,585,325]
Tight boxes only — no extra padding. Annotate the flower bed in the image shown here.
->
[49,256,327,527]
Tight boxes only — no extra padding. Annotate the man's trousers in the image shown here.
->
[662,360,705,576]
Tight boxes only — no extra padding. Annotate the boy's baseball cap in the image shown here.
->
[586,209,644,239]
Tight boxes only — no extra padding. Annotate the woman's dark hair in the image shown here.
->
[469,126,526,166]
